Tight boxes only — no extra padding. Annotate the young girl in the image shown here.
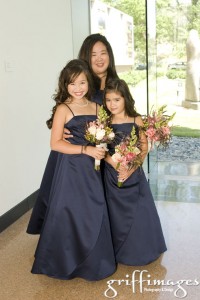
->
[27,34,118,235]
[27,59,116,280]
[103,78,167,266]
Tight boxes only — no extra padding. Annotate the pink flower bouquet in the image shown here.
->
[85,106,115,170]
[111,126,142,187]
[142,105,175,151]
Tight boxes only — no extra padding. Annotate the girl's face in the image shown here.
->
[91,41,109,77]
[105,91,125,116]
[67,72,88,100]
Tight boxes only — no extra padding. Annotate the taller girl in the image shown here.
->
[28,59,116,280]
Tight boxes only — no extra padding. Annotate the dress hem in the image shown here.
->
[116,249,167,266]
[31,267,117,281]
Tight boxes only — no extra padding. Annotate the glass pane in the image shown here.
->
[89,0,149,166]
[155,0,200,202]
[156,0,200,146]
[89,1,159,197]
[146,0,158,197]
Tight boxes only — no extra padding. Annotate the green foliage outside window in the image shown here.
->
[166,69,186,80]
[101,0,200,63]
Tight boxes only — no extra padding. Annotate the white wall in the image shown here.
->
[0,0,90,216]
[71,0,90,57]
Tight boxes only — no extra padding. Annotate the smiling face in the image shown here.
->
[67,72,88,101]
[91,41,109,78]
[105,91,125,117]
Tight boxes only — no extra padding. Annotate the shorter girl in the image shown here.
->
[103,78,167,266]
[27,59,116,280]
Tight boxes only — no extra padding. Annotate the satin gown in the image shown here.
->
[29,112,116,280]
[104,122,167,266]
[91,90,103,105]
[27,93,103,234]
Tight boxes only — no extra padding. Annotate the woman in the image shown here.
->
[78,33,118,105]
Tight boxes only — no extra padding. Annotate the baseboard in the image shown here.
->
[0,190,39,233]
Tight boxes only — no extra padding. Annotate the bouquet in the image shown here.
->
[141,105,175,151]
[85,105,115,170]
[111,126,142,187]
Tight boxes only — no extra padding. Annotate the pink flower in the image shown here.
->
[120,143,127,151]
[154,135,160,141]
[111,126,143,188]
[112,152,123,163]
[161,126,170,135]
[146,127,156,139]
[126,152,136,162]
[85,106,115,145]
[142,105,175,150]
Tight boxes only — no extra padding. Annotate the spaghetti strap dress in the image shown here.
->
[26,150,58,234]
[29,105,116,280]
[104,122,167,266]
[27,92,103,234]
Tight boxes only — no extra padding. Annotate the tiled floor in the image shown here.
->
[0,161,200,300]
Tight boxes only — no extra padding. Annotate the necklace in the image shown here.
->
[72,99,89,107]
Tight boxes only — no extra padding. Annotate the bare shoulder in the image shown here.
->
[54,103,73,123]
[88,100,100,114]
[56,103,71,114]
[88,100,99,108]
[135,115,144,126]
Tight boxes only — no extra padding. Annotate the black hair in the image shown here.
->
[103,78,140,118]
[78,33,119,90]
[46,59,94,129]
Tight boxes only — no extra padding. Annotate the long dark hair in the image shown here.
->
[103,78,140,118]
[78,33,118,90]
[46,59,94,129]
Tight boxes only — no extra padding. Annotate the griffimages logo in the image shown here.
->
[104,270,199,299]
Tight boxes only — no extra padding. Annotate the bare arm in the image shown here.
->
[51,105,81,154]
[136,115,148,162]
[51,105,105,159]
[104,153,118,169]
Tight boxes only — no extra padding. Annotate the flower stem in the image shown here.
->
[117,181,123,187]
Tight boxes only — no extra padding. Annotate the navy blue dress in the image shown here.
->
[27,93,103,234]
[29,114,116,280]
[92,90,103,105]
[104,122,167,266]
[27,150,58,234]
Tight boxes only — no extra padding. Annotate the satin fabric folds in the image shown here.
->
[28,115,116,280]
[104,123,167,266]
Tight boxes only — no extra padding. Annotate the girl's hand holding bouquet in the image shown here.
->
[111,126,143,187]
[85,106,115,170]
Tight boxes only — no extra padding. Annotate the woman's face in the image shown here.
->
[105,91,125,116]
[91,41,109,78]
